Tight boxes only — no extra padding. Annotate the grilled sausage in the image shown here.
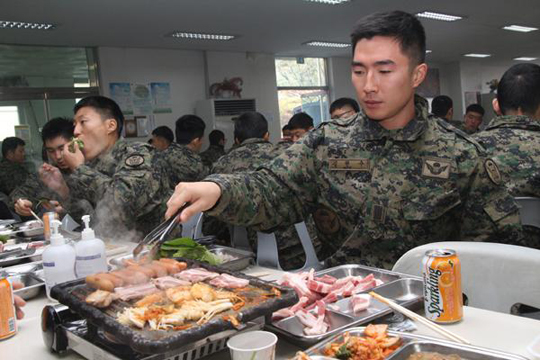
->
[159,258,187,272]
[156,259,185,274]
[98,273,125,288]
[144,263,168,278]
[126,265,156,278]
[86,274,115,292]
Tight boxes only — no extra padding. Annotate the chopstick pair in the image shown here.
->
[369,291,470,345]
[17,199,44,225]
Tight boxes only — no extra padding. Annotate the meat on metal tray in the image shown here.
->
[50,258,297,354]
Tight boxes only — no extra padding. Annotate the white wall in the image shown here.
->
[98,47,207,138]
[205,51,281,143]
[328,56,356,102]
[428,61,464,119]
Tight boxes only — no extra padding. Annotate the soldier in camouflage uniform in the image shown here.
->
[274,124,294,153]
[211,112,328,270]
[0,137,30,197]
[40,96,172,240]
[200,130,226,168]
[11,118,93,222]
[159,115,208,189]
[166,11,522,270]
[330,98,360,120]
[474,63,540,245]
[458,104,485,134]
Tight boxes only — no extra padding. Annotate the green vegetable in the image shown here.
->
[0,235,9,244]
[68,137,84,153]
[335,343,351,360]
[160,237,221,265]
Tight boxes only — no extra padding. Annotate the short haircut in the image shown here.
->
[330,97,360,114]
[282,124,292,132]
[234,112,268,143]
[74,96,124,136]
[351,10,426,66]
[431,95,453,118]
[288,112,314,130]
[208,130,225,146]
[152,126,174,143]
[466,104,485,116]
[497,63,540,116]
[2,137,25,158]
[41,117,74,143]
[175,115,206,144]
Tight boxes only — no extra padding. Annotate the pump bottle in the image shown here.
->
[75,215,107,278]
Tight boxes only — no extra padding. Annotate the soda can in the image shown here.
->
[0,277,17,340]
[422,249,463,323]
[43,212,59,241]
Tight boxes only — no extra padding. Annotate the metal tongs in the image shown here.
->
[132,202,190,261]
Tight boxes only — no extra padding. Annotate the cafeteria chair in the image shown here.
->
[515,196,540,229]
[392,241,540,314]
[256,222,323,272]
[181,212,204,239]
[230,225,251,251]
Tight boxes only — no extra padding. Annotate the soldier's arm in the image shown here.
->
[9,173,42,207]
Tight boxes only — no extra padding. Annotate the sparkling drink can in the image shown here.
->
[43,212,59,240]
[0,277,17,340]
[422,249,463,323]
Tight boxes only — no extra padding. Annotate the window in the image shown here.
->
[275,57,330,129]
[0,106,19,141]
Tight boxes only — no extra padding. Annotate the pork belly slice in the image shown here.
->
[152,276,191,290]
[86,290,118,308]
[296,301,329,336]
[174,268,220,283]
[208,273,249,289]
[350,294,371,313]
[307,279,332,294]
[114,283,159,301]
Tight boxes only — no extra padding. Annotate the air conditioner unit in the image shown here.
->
[196,98,257,150]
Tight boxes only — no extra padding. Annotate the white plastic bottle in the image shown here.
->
[42,219,76,301]
[75,215,107,278]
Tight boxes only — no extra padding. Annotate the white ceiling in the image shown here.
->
[1,0,540,66]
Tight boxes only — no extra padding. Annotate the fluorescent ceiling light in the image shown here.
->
[304,41,350,48]
[0,20,55,30]
[514,57,537,61]
[426,50,432,54]
[303,0,351,4]
[503,25,538,33]
[464,53,491,58]
[416,11,463,22]
[167,32,236,41]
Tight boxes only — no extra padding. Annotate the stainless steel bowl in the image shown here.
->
[9,272,44,300]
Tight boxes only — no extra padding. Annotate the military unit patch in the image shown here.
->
[422,158,451,179]
[485,159,502,185]
[125,154,145,167]
[329,158,370,171]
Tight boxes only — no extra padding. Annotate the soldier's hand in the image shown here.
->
[12,281,26,320]
[43,200,64,214]
[14,199,33,217]
[39,164,69,199]
[166,182,222,222]
[62,142,85,170]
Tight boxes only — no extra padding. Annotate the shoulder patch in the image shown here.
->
[125,154,145,167]
[485,159,502,185]
[435,118,487,155]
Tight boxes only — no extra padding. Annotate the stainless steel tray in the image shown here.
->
[268,265,423,346]
[0,243,44,267]
[109,245,254,271]
[9,272,44,300]
[302,327,528,360]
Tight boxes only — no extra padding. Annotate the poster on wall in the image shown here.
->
[135,115,154,137]
[124,118,138,138]
[131,84,153,116]
[14,125,30,143]
[109,82,133,115]
[150,82,172,114]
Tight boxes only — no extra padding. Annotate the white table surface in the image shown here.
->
[1,265,539,360]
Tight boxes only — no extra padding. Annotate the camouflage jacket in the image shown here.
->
[274,139,294,154]
[159,143,208,188]
[200,145,226,168]
[0,159,30,196]
[66,139,172,240]
[204,96,523,269]
[10,171,93,222]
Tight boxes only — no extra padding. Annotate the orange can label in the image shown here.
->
[422,249,463,323]
[0,278,17,340]
[43,212,59,240]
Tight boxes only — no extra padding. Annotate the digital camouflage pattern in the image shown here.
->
[273,139,294,154]
[474,115,540,245]
[210,138,325,270]
[200,145,226,168]
[10,171,93,221]
[0,159,30,196]
[204,96,523,270]
[159,142,208,188]
[66,139,172,240]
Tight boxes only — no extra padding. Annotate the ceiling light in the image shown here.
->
[0,20,55,30]
[513,57,538,61]
[503,25,538,33]
[416,11,463,22]
[426,50,432,54]
[303,0,351,4]
[304,41,350,48]
[464,53,491,58]
[167,32,236,41]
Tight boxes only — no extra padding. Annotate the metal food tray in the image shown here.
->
[109,245,254,271]
[50,258,298,354]
[268,264,423,346]
[302,327,528,360]
[10,272,44,300]
[0,243,44,267]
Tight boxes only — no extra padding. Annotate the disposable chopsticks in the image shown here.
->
[369,291,470,345]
